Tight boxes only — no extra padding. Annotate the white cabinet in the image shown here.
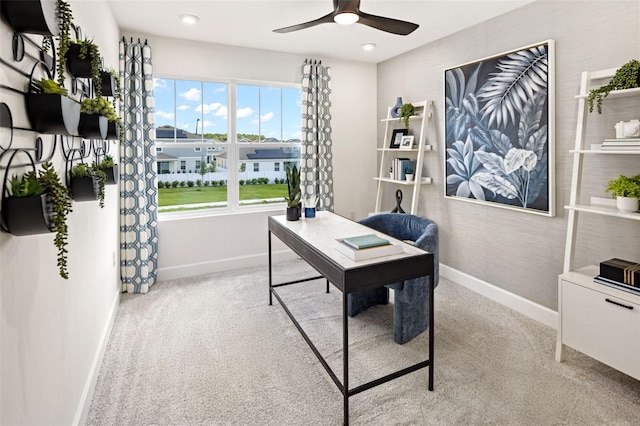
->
[556,68,640,380]
[374,100,433,215]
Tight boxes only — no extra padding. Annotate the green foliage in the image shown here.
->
[35,78,69,96]
[8,172,44,197]
[102,67,122,101]
[81,97,119,122]
[588,59,640,113]
[606,174,640,198]
[187,180,195,187]
[400,103,414,128]
[171,180,179,188]
[239,163,246,172]
[157,181,165,189]
[99,154,115,169]
[285,163,301,207]
[90,163,107,208]
[75,39,102,98]
[56,0,73,87]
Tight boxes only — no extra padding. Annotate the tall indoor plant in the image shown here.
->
[285,163,301,221]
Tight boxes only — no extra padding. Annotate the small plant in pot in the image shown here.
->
[285,163,301,221]
[67,38,102,93]
[2,162,73,279]
[69,162,106,207]
[399,103,415,128]
[79,97,119,140]
[27,77,81,136]
[588,59,640,114]
[405,164,415,182]
[96,154,118,184]
[605,174,640,212]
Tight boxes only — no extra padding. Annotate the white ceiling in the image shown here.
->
[107,0,535,63]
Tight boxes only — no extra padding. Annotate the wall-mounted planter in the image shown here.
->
[25,93,80,136]
[70,176,99,202]
[105,121,120,140]
[0,0,59,36]
[100,71,116,97]
[66,44,94,78]
[103,164,119,185]
[1,194,54,236]
[78,113,107,139]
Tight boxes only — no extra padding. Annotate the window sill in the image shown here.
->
[158,204,286,222]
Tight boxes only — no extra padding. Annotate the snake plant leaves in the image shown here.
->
[477,45,548,128]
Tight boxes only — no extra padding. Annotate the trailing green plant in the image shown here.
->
[285,163,301,208]
[80,97,119,123]
[55,0,73,88]
[71,163,107,208]
[399,103,414,127]
[588,59,640,113]
[34,78,68,96]
[102,67,122,101]
[75,38,102,97]
[605,174,640,198]
[98,154,115,169]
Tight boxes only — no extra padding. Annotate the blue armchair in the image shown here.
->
[347,213,439,344]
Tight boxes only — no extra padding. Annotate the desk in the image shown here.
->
[268,211,434,425]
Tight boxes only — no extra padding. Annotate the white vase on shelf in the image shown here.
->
[616,196,639,212]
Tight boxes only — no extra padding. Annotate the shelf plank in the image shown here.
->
[373,177,432,185]
[561,265,640,303]
[377,145,432,152]
[565,204,640,220]
[570,149,640,155]
[575,87,640,99]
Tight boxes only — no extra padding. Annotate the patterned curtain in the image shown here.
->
[300,59,334,211]
[119,38,158,294]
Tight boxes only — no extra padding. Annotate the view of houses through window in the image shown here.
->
[153,78,302,213]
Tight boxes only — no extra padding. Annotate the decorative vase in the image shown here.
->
[616,196,639,212]
[390,97,403,118]
[286,206,299,221]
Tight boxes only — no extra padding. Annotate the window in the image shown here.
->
[154,78,301,214]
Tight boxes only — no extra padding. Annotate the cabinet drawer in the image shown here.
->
[561,280,640,379]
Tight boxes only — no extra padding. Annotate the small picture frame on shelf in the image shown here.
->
[399,135,414,150]
[390,129,408,149]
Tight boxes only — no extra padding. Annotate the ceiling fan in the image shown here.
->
[273,0,419,36]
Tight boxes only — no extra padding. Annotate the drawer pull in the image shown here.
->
[605,298,634,310]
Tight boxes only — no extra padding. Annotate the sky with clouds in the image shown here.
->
[153,78,301,140]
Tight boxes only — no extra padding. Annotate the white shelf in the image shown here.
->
[576,86,640,99]
[570,149,640,154]
[380,114,423,123]
[374,177,433,185]
[561,265,640,302]
[565,204,640,220]
[377,145,432,152]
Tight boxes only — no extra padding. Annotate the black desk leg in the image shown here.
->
[326,279,330,293]
[268,231,273,306]
[428,273,434,391]
[343,291,349,425]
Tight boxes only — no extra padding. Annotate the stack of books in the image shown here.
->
[601,138,640,151]
[334,233,404,261]
[593,257,640,294]
[392,158,414,180]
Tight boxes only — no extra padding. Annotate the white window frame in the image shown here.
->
[154,76,301,218]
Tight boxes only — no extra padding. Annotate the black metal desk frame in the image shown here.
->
[268,213,434,425]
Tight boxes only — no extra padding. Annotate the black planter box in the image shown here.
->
[70,176,98,202]
[104,164,119,185]
[79,113,107,140]
[1,194,53,236]
[100,71,116,97]
[105,121,120,141]
[26,94,80,136]
[66,44,95,78]
[0,0,59,36]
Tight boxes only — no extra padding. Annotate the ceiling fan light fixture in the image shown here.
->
[179,14,199,25]
[361,43,376,51]
[334,12,359,25]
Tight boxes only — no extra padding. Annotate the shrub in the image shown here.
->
[171,180,179,188]
[196,179,202,187]
[187,180,195,187]
[203,180,210,187]
[219,180,226,187]
[157,181,164,189]
[179,181,186,187]
[239,179,245,186]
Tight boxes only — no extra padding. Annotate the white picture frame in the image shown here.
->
[399,135,414,150]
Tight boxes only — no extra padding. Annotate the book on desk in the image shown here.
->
[593,257,640,295]
[334,234,404,261]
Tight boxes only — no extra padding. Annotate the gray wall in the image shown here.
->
[377,0,640,310]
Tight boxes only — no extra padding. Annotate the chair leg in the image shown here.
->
[347,287,389,317]
[393,291,429,344]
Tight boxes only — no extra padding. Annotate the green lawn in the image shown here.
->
[158,184,287,207]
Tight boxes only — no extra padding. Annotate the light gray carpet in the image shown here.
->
[87,259,640,425]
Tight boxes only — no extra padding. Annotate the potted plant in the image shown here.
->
[285,163,301,221]
[79,97,119,140]
[96,154,118,185]
[26,77,80,136]
[69,162,106,207]
[1,162,73,279]
[0,0,60,36]
[605,174,640,212]
[399,103,415,127]
[100,67,122,100]
[66,38,102,95]
[405,164,415,182]
[588,59,640,114]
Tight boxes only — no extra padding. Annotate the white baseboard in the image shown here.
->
[73,290,121,426]
[440,264,558,330]
[157,250,299,281]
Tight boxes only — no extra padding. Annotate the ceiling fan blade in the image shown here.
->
[273,12,335,34]
[357,11,419,36]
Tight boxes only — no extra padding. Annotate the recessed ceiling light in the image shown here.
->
[334,12,359,25]
[361,43,376,51]
[179,14,199,25]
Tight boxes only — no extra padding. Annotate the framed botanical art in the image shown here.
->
[390,128,408,149]
[444,40,555,216]
[399,135,414,150]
